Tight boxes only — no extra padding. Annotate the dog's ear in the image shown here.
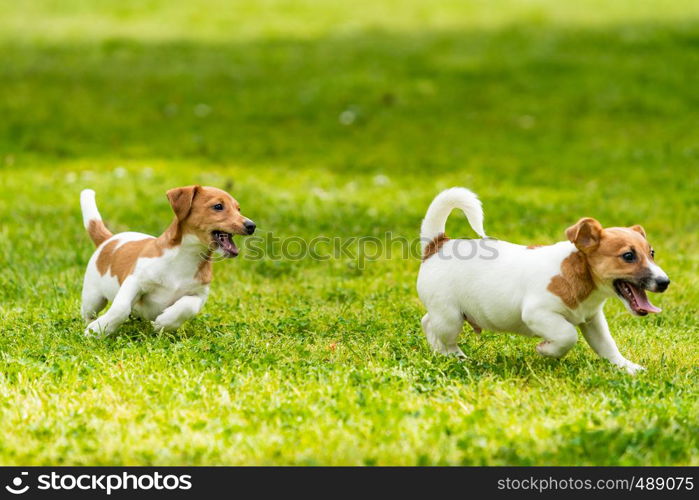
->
[565,217,602,251]
[630,224,646,239]
[166,185,199,221]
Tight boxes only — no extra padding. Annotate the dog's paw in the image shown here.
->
[85,319,108,337]
[617,359,645,375]
[152,316,179,333]
[151,320,174,333]
[447,347,467,360]
[536,340,562,358]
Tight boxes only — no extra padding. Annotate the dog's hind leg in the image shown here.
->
[422,314,440,350]
[85,276,140,336]
[422,310,466,358]
[81,288,107,322]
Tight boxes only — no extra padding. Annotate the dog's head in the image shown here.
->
[566,217,669,316]
[166,185,255,258]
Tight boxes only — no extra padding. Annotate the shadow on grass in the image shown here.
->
[470,422,698,465]
[1,21,698,179]
[412,331,657,387]
[536,420,699,465]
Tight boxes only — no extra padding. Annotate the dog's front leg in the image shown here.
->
[522,308,578,358]
[580,311,645,375]
[153,295,205,332]
[85,277,141,337]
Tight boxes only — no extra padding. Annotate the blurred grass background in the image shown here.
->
[0,0,697,465]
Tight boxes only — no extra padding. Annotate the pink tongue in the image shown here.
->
[629,285,661,314]
[223,238,238,256]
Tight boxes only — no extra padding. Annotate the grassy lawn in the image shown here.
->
[0,0,698,465]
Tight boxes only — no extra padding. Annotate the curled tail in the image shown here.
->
[80,189,112,247]
[420,187,486,252]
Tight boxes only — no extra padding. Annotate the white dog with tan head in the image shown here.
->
[80,185,256,336]
[417,187,670,374]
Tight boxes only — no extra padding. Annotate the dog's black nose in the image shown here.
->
[655,277,670,293]
[244,219,256,235]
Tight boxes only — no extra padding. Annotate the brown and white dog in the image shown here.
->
[417,187,670,374]
[80,185,255,336]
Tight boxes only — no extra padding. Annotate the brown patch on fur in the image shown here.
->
[110,239,164,284]
[526,244,543,249]
[97,238,165,284]
[96,240,118,275]
[195,259,212,284]
[87,219,113,247]
[159,218,182,248]
[630,224,646,238]
[463,314,482,334]
[167,186,198,222]
[547,251,596,308]
[566,217,603,251]
[423,233,449,261]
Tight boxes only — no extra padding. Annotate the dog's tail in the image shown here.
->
[420,187,486,252]
[81,189,113,247]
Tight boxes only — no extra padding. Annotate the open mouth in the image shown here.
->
[613,279,661,316]
[212,230,239,258]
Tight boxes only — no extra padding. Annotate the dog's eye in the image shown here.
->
[650,248,655,259]
[212,203,224,211]
[621,251,636,263]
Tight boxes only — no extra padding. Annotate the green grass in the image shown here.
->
[0,0,698,465]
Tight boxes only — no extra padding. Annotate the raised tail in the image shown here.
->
[420,187,486,252]
[80,189,112,247]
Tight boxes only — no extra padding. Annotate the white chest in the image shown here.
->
[131,250,209,320]
[562,292,608,325]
